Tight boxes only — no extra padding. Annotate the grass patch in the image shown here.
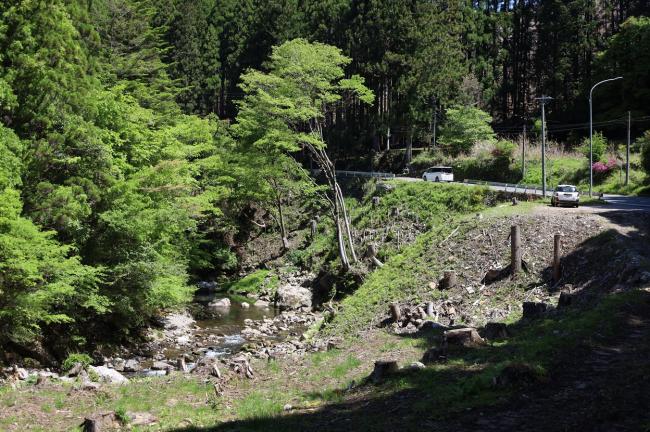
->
[330,354,362,379]
[227,270,279,296]
[235,391,285,420]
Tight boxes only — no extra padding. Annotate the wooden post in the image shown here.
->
[511,225,522,275]
[426,302,434,317]
[440,271,457,290]
[389,303,401,322]
[553,234,562,282]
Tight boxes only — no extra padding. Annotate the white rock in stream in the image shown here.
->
[241,302,250,309]
[276,284,311,310]
[208,298,231,309]
[162,311,195,331]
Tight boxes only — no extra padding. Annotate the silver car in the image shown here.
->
[551,184,580,207]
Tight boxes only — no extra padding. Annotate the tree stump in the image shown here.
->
[482,322,508,340]
[426,302,434,317]
[389,303,401,323]
[557,291,576,308]
[366,243,384,268]
[81,412,120,432]
[370,360,399,382]
[522,302,548,319]
[422,347,447,364]
[439,271,457,290]
[443,328,484,347]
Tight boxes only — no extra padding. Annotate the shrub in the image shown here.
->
[580,131,608,162]
[492,140,516,159]
[637,130,650,174]
[439,106,495,156]
[62,353,93,371]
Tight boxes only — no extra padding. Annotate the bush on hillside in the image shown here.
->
[439,106,495,156]
[580,131,608,162]
[638,130,650,174]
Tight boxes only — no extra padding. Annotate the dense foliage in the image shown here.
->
[2,0,650,360]
[158,0,650,158]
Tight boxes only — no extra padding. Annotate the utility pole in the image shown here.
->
[522,123,526,179]
[589,76,623,196]
[626,111,631,186]
[431,96,437,150]
[536,96,553,197]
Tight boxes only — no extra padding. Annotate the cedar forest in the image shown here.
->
[1,0,650,359]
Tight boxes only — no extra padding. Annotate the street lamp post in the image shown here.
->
[589,76,623,196]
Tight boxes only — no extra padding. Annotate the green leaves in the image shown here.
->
[439,106,496,156]
[235,39,374,153]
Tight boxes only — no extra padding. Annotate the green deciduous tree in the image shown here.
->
[234,39,374,270]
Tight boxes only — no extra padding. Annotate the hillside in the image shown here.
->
[2,183,649,431]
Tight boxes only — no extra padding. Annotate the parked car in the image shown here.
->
[422,166,454,182]
[551,184,580,207]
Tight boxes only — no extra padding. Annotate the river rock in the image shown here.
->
[89,366,129,385]
[151,361,173,371]
[241,302,250,309]
[162,311,196,331]
[276,284,312,310]
[124,359,141,372]
[67,362,85,377]
[254,299,270,308]
[209,298,231,309]
[14,367,29,380]
[112,358,125,372]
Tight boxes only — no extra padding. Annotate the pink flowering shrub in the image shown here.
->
[592,158,618,181]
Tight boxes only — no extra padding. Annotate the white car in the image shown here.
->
[551,184,580,207]
[422,166,454,182]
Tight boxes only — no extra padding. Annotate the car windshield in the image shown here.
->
[556,186,577,192]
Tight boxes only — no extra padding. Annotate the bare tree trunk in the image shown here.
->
[277,197,289,250]
[305,123,355,271]
[334,198,350,271]
[335,182,357,263]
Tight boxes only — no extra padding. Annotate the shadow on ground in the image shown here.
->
[171,209,650,432]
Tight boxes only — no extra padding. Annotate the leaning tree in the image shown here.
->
[233,38,374,270]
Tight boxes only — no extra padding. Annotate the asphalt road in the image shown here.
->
[393,176,650,212]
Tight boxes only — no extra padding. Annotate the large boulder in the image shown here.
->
[276,284,312,310]
[89,366,129,385]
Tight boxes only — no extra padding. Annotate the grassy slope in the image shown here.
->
[2,184,648,431]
